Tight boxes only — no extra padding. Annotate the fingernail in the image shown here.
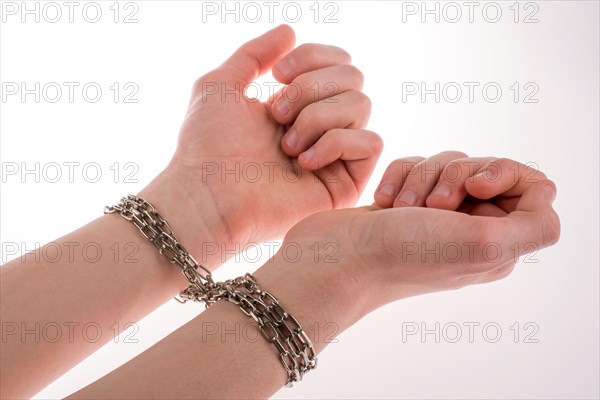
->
[544,184,556,202]
[302,147,315,162]
[431,183,451,198]
[276,98,290,116]
[398,190,417,205]
[379,183,396,197]
[285,128,298,149]
[276,59,294,77]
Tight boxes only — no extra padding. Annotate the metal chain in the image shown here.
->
[105,194,317,386]
[104,194,214,295]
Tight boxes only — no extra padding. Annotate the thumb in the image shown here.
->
[504,179,561,258]
[218,24,295,89]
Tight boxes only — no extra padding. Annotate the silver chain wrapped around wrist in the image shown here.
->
[105,194,317,386]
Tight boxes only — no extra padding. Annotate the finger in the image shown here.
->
[394,151,468,208]
[425,157,494,210]
[466,158,547,200]
[502,179,560,257]
[218,24,296,90]
[299,129,383,193]
[273,43,351,84]
[374,157,425,208]
[281,91,371,157]
[453,180,557,270]
[312,160,356,209]
[271,64,364,124]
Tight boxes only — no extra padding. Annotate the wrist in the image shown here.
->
[137,168,232,271]
[252,244,373,353]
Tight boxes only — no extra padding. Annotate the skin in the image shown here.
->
[1,25,561,399]
[0,25,380,399]
[169,24,381,253]
[70,155,560,399]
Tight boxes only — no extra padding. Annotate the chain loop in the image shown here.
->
[106,195,317,386]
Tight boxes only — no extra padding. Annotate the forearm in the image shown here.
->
[68,253,365,399]
[0,171,229,399]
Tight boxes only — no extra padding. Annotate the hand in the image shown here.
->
[272,153,560,316]
[145,25,381,262]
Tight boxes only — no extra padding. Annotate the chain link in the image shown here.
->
[105,194,317,386]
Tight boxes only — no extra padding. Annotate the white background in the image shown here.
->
[1,1,598,399]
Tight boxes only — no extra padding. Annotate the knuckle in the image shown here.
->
[409,160,427,182]
[282,81,304,106]
[440,161,463,183]
[439,150,468,159]
[454,158,479,169]
[192,74,211,93]
[364,130,383,155]
[345,90,372,113]
[291,74,311,95]
[388,157,422,176]
[296,102,324,130]
[544,179,558,193]
[330,45,352,63]
[324,129,343,146]
[297,43,319,63]
[494,157,512,166]
[522,162,546,182]
[341,64,364,86]
[192,71,225,94]
[494,157,517,173]
[542,209,561,246]
[388,159,405,171]
[192,77,203,92]
[355,91,372,110]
